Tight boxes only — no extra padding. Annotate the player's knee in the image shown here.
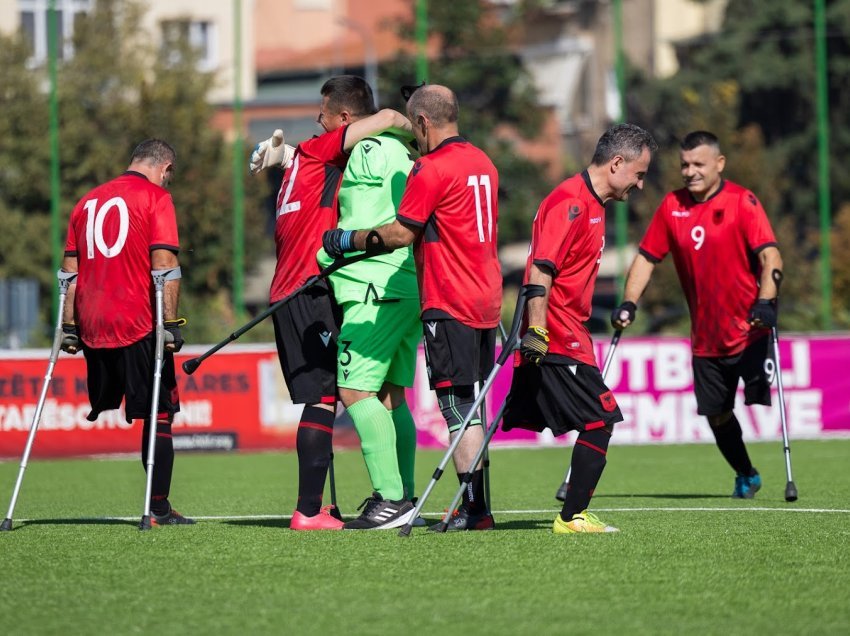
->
[708,411,733,428]
[436,385,480,433]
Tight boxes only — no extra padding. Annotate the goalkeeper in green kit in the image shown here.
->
[317,127,421,530]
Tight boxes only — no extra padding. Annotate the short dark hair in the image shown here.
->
[681,130,720,152]
[130,139,176,166]
[591,123,658,166]
[320,75,377,117]
[406,85,459,126]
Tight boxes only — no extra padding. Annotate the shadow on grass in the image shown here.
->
[491,519,553,531]
[16,517,138,528]
[223,518,291,529]
[594,493,728,499]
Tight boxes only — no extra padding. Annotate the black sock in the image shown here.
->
[561,429,610,521]
[458,468,487,513]
[142,418,174,516]
[295,406,335,517]
[710,414,754,475]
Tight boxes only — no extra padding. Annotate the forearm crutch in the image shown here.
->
[769,324,797,502]
[555,329,622,502]
[139,267,181,531]
[398,284,545,537]
[181,252,373,375]
[1,270,77,532]
[481,321,510,512]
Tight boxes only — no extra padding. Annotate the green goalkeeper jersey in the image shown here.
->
[318,132,419,302]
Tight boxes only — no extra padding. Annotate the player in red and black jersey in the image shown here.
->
[323,84,502,531]
[254,76,413,531]
[60,139,192,526]
[503,124,658,534]
[613,131,783,499]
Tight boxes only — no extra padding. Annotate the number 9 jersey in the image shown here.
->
[638,180,777,357]
[396,137,502,329]
[64,171,180,348]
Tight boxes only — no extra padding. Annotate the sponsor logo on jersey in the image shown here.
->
[672,210,690,217]
[589,217,602,224]
[426,321,438,338]
[319,331,332,347]
[363,143,373,154]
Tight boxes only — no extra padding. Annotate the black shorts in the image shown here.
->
[83,334,180,423]
[502,360,623,436]
[422,316,496,389]
[271,280,341,405]
[693,335,771,416]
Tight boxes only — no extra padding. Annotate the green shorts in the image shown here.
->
[337,297,421,392]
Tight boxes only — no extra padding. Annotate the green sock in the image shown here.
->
[392,402,417,500]
[347,397,404,501]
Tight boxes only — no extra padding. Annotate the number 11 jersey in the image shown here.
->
[396,137,502,329]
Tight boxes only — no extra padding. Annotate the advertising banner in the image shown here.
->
[1,334,849,459]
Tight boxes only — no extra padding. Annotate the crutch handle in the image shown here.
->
[496,284,546,365]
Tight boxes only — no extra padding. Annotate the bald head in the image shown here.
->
[406,85,459,127]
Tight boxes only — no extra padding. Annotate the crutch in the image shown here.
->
[139,267,181,531]
[398,284,545,537]
[480,321,510,512]
[181,252,373,376]
[555,329,622,502]
[1,270,77,532]
[765,269,797,502]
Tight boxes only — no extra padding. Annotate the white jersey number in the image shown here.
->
[691,225,705,251]
[278,154,301,216]
[83,197,129,259]
[467,174,494,243]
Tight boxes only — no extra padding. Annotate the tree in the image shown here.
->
[378,0,556,245]
[0,0,272,345]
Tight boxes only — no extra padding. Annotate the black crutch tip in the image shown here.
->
[139,516,152,531]
[182,359,200,375]
[785,482,798,502]
[398,525,412,537]
[555,487,568,502]
[0,518,13,531]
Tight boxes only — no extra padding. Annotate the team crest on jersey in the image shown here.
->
[598,390,617,412]
[713,209,724,223]
[412,160,424,176]
[568,205,581,220]
[747,193,757,206]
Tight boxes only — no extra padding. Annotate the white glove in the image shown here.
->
[249,129,295,175]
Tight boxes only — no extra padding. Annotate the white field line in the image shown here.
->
[13,506,850,523]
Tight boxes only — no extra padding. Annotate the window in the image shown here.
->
[161,19,218,72]
[18,0,92,63]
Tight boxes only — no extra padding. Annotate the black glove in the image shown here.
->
[322,229,356,259]
[520,326,549,365]
[164,318,186,352]
[748,299,777,329]
[60,322,80,354]
[610,301,637,328]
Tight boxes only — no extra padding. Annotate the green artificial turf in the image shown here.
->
[1,439,849,634]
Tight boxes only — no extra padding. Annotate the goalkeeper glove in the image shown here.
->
[249,129,295,175]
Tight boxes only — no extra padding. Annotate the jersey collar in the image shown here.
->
[581,170,605,206]
[123,170,148,180]
[431,136,466,153]
[689,178,726,204]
